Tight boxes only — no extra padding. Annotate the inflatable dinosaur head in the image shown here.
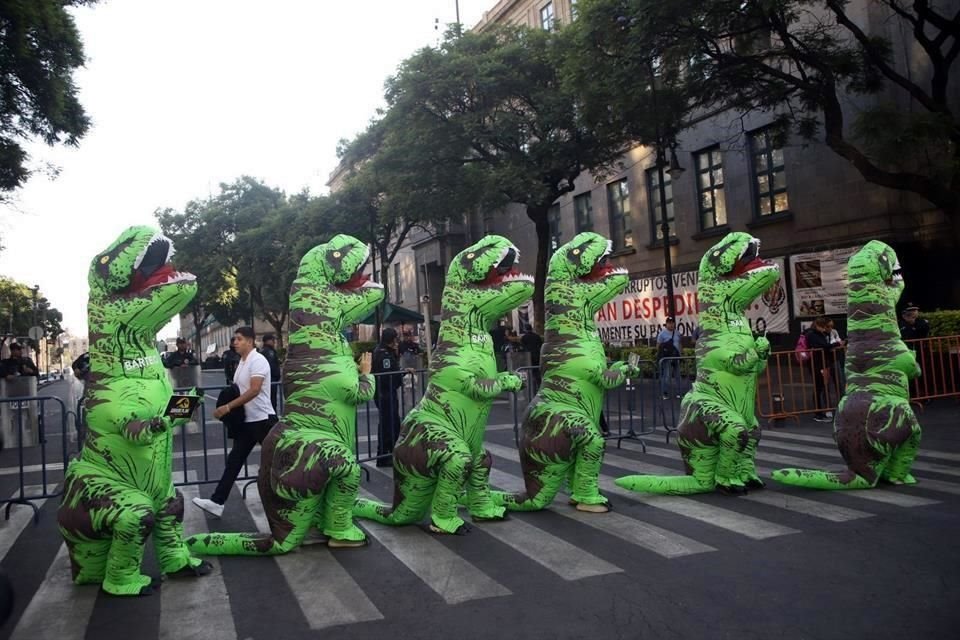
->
[550,232,629,312]
[443,235,533,326]
[89,226,197,333]
[698,232,779,316]
[292,234,384,330]
[847,240,903,308]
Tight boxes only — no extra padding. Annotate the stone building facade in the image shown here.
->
[338,0,959,344]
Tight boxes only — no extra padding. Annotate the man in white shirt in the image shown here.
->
[193,326,277,518]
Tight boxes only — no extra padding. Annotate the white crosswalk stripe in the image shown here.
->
[0,486,56,562]
[9,544,98,640]
[758,439,960,477]
[485,466,717,558]
[357,488,512,604]
[626,440,944,506]
[484,442,799,540]
[761,430,960,463]
[2,426,959,638]
[161,480,237,640]
[366,464,625,580]
[236,465,385,630]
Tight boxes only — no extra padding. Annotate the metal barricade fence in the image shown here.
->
[905,335,960,401]
[0,395,71,523]
[757,335,960,424]
[653,356,696,442]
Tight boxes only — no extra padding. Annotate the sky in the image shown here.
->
[0,0,488,339]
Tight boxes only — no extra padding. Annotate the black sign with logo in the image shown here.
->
[164,394,201,419]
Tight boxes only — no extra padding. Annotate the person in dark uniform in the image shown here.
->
[900,303,931,397]
[222,338,240,385]
[372,328,409,467]
[163,337,198,368]
[520,327,544,390]
[259,333,282,412]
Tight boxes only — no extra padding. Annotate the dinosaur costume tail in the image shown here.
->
[186,532,298,556]
[770,468,875,490]
[614,474,715,495]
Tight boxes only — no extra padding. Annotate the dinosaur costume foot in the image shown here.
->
[716,483,748,496]
[327,538,369,548]
[883,473,917,486]
[471,511,510,522]
[574,502,611,513]
[164,559,213,579]
[428,516,471,535]
[102,574,158,597]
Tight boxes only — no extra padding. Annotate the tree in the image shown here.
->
[0,1,96,197]
[0,277,63,350]
[159,178,334,351]
[573,0,960,244]
[379,26,628,333]
[334,120,487,335]
[156,201,248,353]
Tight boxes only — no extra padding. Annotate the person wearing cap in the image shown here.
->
[163,337,198,368]
[258,333,282,411]
[900,303,930,398]
[656,317,682,399]
[372,327,413,467]
[2,343,38,379]
[899,303,930,343]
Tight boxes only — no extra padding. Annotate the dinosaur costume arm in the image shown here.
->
[119,416,169,444]
[589,360,639,390]
[346,372,377,404]
[458,371,523,400]
[716,335,769,376]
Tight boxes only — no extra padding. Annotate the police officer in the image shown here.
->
[372,328,410,467]
[259,333,282,412]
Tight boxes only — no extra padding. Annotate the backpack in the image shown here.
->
[795,332,811,364]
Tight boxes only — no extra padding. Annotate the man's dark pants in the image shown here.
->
[211,417,277,504]
[375,379,401,465]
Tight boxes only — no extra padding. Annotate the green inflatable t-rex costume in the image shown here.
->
[57,226,210,596]
[493,232,633,513]
[186,235,383,554]
[354,235,534,534]
[616,232,779,495]
[771,241,922,489]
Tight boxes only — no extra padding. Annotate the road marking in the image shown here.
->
[358,488,512,605]
[737,492,872,522]
[632,441,943,508]
[0,485,56,562]
[758,440,960,477]
[239,469,385,630]
[366,464,623,581]
[9,544,98,640]
[595,449,873,523]
[485,466,716,559]
[761,430,960,463]
[485,441,798,541]
[161,481,237,640]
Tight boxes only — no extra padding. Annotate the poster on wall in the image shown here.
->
[789,246,860,317]
[594,257,789,344]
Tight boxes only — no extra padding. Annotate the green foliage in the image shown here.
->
[0,1,96,196]
[372,25,629,332]
[349,341,376,360]
[157,178,345,349]
[0,277,64,346]
[926,310,960,337]
[570,0,960,223]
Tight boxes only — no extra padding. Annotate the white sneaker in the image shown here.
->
[192,497,224,518]
[825,411,834,418]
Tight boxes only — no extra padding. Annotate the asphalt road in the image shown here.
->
[0,378,957,640]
